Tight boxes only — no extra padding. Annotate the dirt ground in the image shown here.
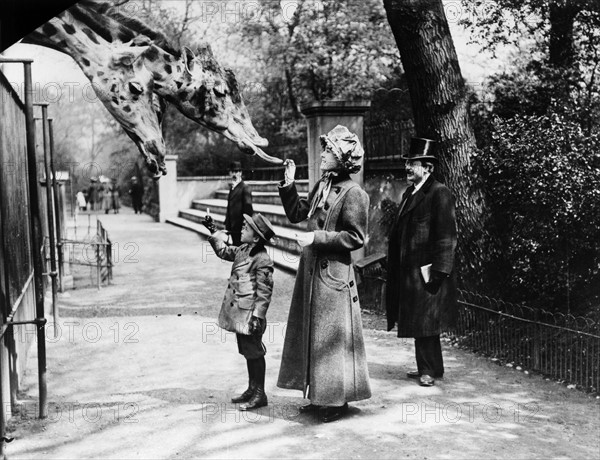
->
[5,208,600,459]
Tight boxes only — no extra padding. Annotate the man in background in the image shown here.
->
[129,176,144,214]
[225,161,253,246]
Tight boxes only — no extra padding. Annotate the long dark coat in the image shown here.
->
[225,181,253,245]
[386,175,458,337]
[276,174,372,406]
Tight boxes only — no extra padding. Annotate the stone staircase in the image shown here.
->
[167,180,310,273]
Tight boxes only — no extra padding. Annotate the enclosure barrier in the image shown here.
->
[452,290,600,394]
[0,58,49,457]
[354,256,599,394]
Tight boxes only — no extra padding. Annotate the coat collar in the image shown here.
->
[400,175,436,218]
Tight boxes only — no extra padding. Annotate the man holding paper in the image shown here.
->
[385,137,458,387]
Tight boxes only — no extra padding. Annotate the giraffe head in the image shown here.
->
[26,13,168,178]
[92,44,167,177]
[147,44,282,165]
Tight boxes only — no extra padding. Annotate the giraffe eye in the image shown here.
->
[214,81,227,96]
[129,81,144,95]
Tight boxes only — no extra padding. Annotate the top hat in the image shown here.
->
[402,137,438,162]
[243,213,275,243]
[228,161,242,172]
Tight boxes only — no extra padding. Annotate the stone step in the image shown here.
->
[244,179,309,193]
[166,217,300,274]
[214,189,309,206]
[179,208,303,255]
[191,199,308,231]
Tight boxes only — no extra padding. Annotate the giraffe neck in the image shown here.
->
[24,11,109,80]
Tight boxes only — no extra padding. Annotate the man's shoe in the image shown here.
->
[231,385,256,403]
[407,370,421,379]
[320,403,348,423]
[239,388,267,411]
[298,403,320,414]
[419,374,435,387]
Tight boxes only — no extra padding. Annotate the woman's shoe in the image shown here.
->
[298,403,320,414]
[320,403,348,423]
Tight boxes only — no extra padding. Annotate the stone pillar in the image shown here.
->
[158,155,179,223]
[301,101,371,263]
[300,100,371,190]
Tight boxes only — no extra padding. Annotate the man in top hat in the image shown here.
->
[225,161,253,246]
[385,137,458,387]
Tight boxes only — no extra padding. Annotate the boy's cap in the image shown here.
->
[243,213,275,243]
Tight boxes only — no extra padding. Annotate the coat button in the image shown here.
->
[324,203,329,210]
[321,260,329,269]
[230,302,234,306]
[352,296,358,302]
[349,280,354,287]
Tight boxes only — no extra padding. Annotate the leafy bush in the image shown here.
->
[475,106,600,312]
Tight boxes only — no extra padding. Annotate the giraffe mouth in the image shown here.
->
[132,136,167,179]
[221,126,283,165]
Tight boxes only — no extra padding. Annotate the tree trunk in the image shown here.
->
[384,0,496,290]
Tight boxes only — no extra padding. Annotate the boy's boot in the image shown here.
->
[239,358,267,411]
[231,359,256,403]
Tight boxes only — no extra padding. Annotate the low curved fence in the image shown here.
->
[453,290,600,394]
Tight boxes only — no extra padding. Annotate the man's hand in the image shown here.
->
[283,159,296,184]
[295,231,315,247]
[249,316,263,335]
[425,270,445,294]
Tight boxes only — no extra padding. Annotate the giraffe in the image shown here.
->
[21,1,282,178]
[89,0,282,165]
[22,3,168,177]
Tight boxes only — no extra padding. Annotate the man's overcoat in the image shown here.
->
[225,181,253,245]
[385,175,458,337]
[276,175,372,406]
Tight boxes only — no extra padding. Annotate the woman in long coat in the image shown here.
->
[277,125,371,423]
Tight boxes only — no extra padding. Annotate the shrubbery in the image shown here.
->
[475,106,600,312]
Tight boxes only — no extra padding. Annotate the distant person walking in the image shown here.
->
[225,161,253,246]
[76,190,87,212]
[110,179,120,214]
[385,137,458,388]
[102,179,113,214]
[129,176,144,214]
[87,177,100,211]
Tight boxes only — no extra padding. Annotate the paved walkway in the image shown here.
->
[6,208,600,459]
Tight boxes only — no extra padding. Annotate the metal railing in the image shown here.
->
[452,290,600,394]
[364,120,415,169]
[353,255,599,394]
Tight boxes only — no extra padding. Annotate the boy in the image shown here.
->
[204,213,275,411]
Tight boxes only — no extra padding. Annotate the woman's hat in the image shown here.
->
[402,137,438,162]
[243,213,275,243]
[228,161,242,172]
[319,125,364,174]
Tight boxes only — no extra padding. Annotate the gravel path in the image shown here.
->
[7,208,599,459]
